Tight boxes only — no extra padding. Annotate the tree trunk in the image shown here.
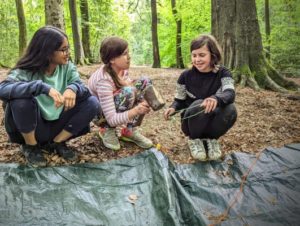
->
[211,0,299,92]
[265,0,270,60]
[15,0,27,57]
[171,0,184,68]
[69,0,85,65]
[151,0,161,68]
[80,0,93,63]
[45,0,65,30]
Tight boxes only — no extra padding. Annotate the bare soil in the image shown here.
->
[0,65,299,166]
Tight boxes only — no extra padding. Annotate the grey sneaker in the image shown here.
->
[99,127,121,151]
[120,128,153,149]
[206,139,222,160]
[188,139,207,161]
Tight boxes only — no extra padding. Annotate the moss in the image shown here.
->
[251,57,268,88]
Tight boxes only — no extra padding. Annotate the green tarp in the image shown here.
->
[1,144,300,225]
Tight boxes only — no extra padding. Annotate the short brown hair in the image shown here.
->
[190,34,222,67]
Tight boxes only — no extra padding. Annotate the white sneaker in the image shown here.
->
[206,139,222,160]
[98,127,121,151]
[188,139,207,161]
[120,127,153,149]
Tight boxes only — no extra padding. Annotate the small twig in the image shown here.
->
[170,104,205,120]
[209,149,265,226]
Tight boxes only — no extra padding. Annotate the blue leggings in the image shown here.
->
[181,99,237,139]
[9,96,100,144]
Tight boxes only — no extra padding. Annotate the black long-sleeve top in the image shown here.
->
[170,66,235,111]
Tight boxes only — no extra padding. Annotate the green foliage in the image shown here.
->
[126,0,153,66]
[0,1,20,67]
[65,0,131,62]
[157,0,211,67]
[128,0,211,67]
[257,0,300,77]
[0,0,298,75]
[0,0,130,66]
[179,0,211,66]
[158,0,177,67]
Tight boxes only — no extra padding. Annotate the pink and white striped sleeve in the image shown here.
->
[96,79,129,127]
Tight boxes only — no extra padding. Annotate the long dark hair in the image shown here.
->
[13,26,68,74]
[190,34,222,68]
[100,36,128,89]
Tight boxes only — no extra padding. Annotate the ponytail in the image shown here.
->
[104,64,123,89]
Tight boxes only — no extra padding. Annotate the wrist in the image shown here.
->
[66,84,78,94]
[131,107,139,116]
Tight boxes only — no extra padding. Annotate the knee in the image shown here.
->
[10,98,36,112]
[223,104,237,124]
[122,86,136,98]
[139,75,152,83]
[227,104,237,117]
[136,76,153,90]
[86,96,101,117]
[118,86,136,104]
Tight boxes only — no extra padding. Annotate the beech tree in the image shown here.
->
[151,0,161,68]
[171,0,184,68]
[45,0,65,30]
[69,0,85,65]
[211,0,299,92]
[15,0,27,56]
[80,0,93,63]
[264,0,270,60]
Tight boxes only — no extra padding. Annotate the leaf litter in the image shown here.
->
[0,65,299,166]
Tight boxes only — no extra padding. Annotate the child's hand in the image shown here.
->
[135,101,150,115]
[63,88,76,111]
[164,108,176,120]
[48,87,64,108]
[201,97,217,113]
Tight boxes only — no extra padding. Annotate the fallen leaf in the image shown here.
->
[128,194,138,204]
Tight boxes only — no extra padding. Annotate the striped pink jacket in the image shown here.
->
[88,65,131,127]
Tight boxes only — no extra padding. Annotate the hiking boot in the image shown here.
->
[143,85,165,111]
[43,142,77,161]
[120,127,153,149]
[206,139,222,160]
[20,144,47,167]
[99,127,121,151]
[188,139,207,161]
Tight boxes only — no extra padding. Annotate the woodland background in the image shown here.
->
[0,0,299,165]
[0,0,299,78]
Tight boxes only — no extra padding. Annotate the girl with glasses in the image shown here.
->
[0,26,100,167]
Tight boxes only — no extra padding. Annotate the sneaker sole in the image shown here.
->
[120,136,153,149]
[191,153,207,161]
[208,153,222,161]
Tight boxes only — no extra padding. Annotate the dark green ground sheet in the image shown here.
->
[1,144,299,225]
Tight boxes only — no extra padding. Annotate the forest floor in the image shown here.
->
[0,64,299,166]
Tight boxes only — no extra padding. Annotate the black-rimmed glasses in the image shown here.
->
[56,46,70,55]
